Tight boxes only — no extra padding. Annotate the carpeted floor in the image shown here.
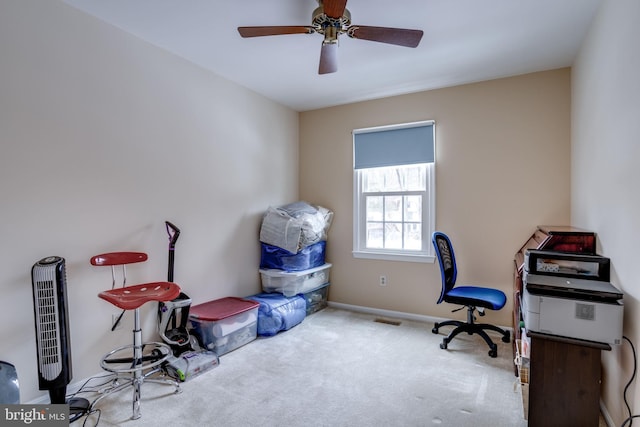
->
[77,307,528,426]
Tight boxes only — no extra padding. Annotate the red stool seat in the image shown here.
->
[99,282,181,310]
[90,249,182,420]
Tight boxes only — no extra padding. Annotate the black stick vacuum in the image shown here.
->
[158,222,219,381]
[158,222,192,354]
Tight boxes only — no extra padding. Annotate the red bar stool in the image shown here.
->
[90,251,182,420]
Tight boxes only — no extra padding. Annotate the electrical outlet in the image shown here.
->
[379,275,387,286]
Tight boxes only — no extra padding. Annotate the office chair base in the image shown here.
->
[432,320,510,358]
[100,342,172,373]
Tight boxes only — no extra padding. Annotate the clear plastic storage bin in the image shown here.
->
[301,283,330,315]
[260,263,331,297]
[189,297,259,356]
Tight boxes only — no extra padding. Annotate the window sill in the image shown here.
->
[352,251,435,263]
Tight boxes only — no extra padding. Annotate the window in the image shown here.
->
[353,121,435,262]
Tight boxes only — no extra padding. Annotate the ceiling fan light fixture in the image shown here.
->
[323,24,339,42]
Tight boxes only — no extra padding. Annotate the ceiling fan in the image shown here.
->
[237,0,424,75]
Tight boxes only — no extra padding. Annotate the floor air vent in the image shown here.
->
[374,318,401,326]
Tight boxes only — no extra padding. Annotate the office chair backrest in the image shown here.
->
[432,232,458,304]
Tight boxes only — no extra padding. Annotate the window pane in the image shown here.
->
[366,196,383,221]
[363,168,385,192]
[362,167,379,192]
[363,164,427,192]
[384,196,402,221]
[404,195,422,222]
[404,223,422,250]
[366,222,384,248]
[404,165,426,191]
[384,223,403,249]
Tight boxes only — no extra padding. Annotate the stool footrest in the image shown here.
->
[103,353,165,365]
[100,342,171,374]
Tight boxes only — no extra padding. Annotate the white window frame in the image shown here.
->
[352,121,436,263]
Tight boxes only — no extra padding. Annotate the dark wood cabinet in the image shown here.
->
[527,332,608,427]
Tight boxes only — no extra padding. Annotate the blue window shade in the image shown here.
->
[354,122,434,169]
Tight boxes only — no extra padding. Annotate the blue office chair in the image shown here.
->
[431,232,510,357]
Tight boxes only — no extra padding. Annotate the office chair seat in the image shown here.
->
[444,286,507,311]
[432,232,510,358]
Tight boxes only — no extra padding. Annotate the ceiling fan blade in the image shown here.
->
[319,42,338,75]
[323,0,348,19]
[238,26,315,38]
[347,25,424,48]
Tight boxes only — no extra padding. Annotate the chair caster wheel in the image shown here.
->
[440,341,448,350]
[432,327,439,334]
[502,331,511,343]
[488,348,497,358]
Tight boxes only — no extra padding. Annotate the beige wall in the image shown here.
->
[572,0,640,424]
[300,68,572,326]
[0,0,298,402]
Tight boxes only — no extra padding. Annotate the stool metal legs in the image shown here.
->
[93,308,181,420]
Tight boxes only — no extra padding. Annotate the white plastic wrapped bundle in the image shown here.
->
[259,201,333,254]
[259,207,302,254]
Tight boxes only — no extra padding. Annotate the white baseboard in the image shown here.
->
[327,301,513,331]
[600,399,615,427]
[328,301,444,324]
[28,372,111,404]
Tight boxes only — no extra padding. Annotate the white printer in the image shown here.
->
[522,250,623,346]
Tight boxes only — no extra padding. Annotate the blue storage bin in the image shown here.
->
[260,240,326,272]
[245,293,306,336]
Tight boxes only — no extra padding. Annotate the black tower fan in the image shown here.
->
[31,256,88,420]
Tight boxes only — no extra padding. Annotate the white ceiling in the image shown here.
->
[61,0,602,112]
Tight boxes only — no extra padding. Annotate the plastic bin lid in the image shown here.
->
[189,297,259,321]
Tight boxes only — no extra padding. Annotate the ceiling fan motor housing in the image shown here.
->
[312,5,351,43]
